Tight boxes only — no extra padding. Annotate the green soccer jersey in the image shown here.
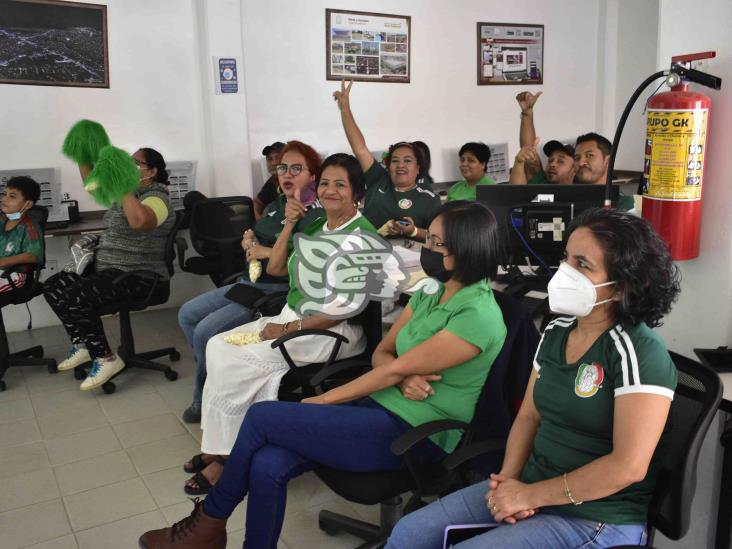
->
[285,212,377,311]
[252,195,323,283]
[370,280,507,453]
[522,316,677,524]
[0,213,44,268]
[446,175,496,202]
[362,163,441,231]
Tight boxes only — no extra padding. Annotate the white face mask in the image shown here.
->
[547,262,616,317]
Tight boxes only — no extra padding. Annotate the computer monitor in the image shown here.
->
[476,184,621,272]
[502,47,527,73]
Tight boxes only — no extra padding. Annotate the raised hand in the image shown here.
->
[333,79,354,112]
[515,91,543,113]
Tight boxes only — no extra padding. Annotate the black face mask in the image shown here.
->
[420,246,453,283]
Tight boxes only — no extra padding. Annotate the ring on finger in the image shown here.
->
[492,504,499,513]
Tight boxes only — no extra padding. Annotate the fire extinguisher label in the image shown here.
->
[643,109,707,201]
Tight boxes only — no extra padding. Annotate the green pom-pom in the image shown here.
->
[84,145,139,207]
[62,120,111,166]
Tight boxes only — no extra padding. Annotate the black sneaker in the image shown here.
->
[182,404,201,424]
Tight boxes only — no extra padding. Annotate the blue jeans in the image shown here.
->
[177,279,287,408]
[203,399,446,549]
[386,480,647,549]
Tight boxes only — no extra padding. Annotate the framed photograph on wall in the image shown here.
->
[0,0,109,88]
[326,8,410,83]
[477,22,544,86]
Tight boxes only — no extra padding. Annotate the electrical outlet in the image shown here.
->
[62,192,71,201]
[46,259,58,275]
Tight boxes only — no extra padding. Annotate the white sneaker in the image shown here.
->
[58,346,91,371]
[80,356,125,391]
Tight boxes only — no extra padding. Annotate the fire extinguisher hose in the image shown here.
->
[606,70,667,207]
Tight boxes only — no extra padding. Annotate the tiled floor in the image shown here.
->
[1,309,382,549]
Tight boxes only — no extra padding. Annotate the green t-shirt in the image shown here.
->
[523,317,677,524]
[250,195,323,284]
[370,280,507,453]
[362,162,441,231]
[286,212,377,311]
[446,175,496,202]
[528,173,549,185]
[0,213,44,269]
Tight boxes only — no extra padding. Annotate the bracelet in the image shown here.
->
[297,318,302,331]
[282,322,289,335]
[563,473,583,506]
[409,226,419,238]
[520,110,532,117]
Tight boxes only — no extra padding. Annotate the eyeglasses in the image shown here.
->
[275,163,308,176]
[425,232,447,249]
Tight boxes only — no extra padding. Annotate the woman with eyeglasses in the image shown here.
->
[177,141,323,426]
[180,152,376,496]
[140,200,507,549]
[43,147,177,391]
[333,79,441,240]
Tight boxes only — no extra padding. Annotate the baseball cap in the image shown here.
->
[262,142,286,156]
[543,140,575,158]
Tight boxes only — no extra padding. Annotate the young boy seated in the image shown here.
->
[0,176,43,293]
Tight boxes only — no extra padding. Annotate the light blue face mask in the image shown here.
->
[6,211,23,220]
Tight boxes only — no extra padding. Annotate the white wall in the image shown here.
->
[597,0,660,171]
[0,0,211,211]
[241,0,602,185]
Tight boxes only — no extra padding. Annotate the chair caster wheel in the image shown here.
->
[48,363,58,374]
[73,367,86,380]
[164,369,178,381]
[102,381,116,394]
[169,351,181,362]
[0,380,6,392]
[318,520,339,536]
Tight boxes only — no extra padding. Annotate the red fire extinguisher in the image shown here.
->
[642,52,720,260]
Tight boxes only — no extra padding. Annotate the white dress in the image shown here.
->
[200,214,369,455]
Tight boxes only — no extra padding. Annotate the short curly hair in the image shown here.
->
[568,208,680,328]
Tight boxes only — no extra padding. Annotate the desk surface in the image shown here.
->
[45,210,106,237]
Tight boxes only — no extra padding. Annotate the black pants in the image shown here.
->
[43,269,164,359]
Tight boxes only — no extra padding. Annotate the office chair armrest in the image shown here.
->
[390,419,470,457]
[309,358,372,388]
[270,329,349,370]
[220,270,247,286]
[112,269,163,304]
[442,438,507,472]
[175,237,188,270]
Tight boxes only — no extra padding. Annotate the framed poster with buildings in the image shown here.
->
[0,0,109,88]
[477,22,544,86]
[326,9,410,83]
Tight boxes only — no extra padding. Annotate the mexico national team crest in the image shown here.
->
[291,230,439,319]
[574,362,604,398]
[398,198,412,210]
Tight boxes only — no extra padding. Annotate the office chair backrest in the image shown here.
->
[361,300,383,358]
[648,351,722,540]
[164,210,185,278]
[189,196,254,258]
[467,290,539,473]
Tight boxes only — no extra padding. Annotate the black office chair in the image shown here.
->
[271,299,384,401]
[73,211,185,394]
[610,351,722,548]
[314,291,539,548]
[0,206,57,391]
[175,196,254,287]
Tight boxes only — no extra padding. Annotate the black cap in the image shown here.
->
[262,141,286,156]
[543,140,575,158]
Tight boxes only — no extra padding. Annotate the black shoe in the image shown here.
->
[182,404,201,424]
